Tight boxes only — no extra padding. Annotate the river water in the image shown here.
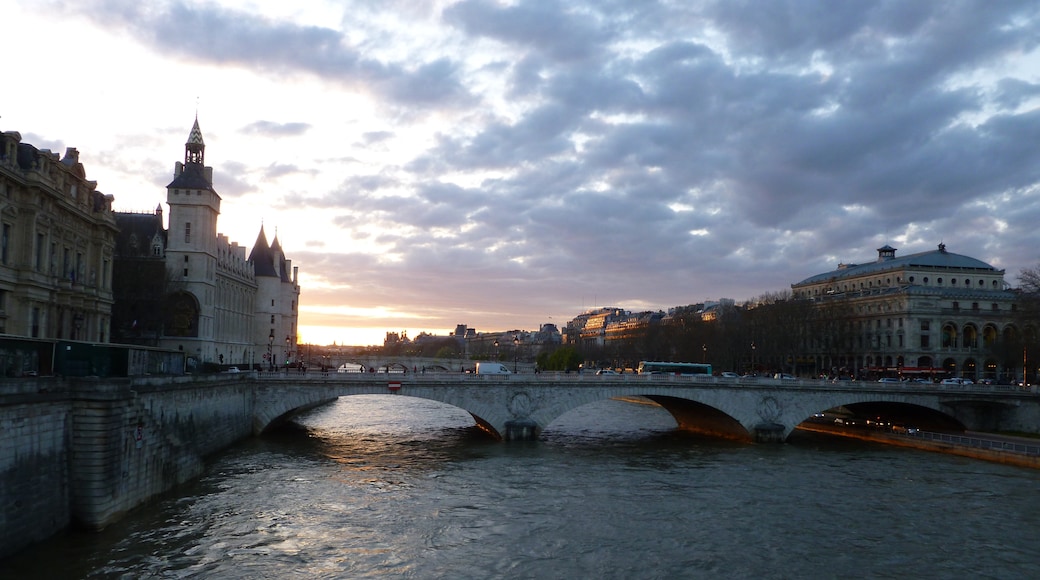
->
[3,395,1039,579]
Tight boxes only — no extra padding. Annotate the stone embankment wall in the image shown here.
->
[1,375,256,559]
[0,379,71,560]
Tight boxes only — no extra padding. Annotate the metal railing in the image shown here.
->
[906,431,1040,456]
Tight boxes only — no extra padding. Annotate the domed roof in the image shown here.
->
[793,244,1000,287]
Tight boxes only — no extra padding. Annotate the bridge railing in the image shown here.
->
[907,431,1040,456]
[255,369,1036,394]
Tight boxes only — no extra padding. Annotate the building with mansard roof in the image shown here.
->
[0,129,118,347]
[113,118,300,370]
[790,243,1021,381]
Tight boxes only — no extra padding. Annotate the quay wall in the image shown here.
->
[1,375,257,559]
[0,379,71,560]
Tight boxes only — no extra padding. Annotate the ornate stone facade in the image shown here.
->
[0,131,117,341]
[792,244,1021,381]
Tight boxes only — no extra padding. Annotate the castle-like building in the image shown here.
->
[112,118,300,369]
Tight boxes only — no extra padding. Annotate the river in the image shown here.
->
[3,395,1039,579]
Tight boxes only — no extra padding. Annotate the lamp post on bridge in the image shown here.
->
[268,330,274,372]
[493,339,499,361]
[285,335,291,372]
[513,335,520,373]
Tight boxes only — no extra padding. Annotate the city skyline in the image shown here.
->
[7,1,1040,346]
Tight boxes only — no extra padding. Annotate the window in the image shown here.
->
[971,302,979,311]
[270,315,275,324]
[920,335,930,348]
[1,223,9,265]
[992,303,999,311]
[185,222,191,243]
[952,301,959,310]
[35,233,44,270]
[921,321,930,331]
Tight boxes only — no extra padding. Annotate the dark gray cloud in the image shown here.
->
[58,0,475,108]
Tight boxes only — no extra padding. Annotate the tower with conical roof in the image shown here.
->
[248,225,300,368]
[163,117,222,349]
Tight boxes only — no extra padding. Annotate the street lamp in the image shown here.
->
[751,342,756,375]
[493,339,499,361]
[513,335,520,373]
[285,335,291,372]
[268,330,274,372]
[702,344,707,363]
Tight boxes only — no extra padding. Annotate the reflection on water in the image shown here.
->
[3,395,1040,579]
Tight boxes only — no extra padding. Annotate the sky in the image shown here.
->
[6,1,1040,346]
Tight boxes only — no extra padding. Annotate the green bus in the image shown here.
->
[637,361,713,376]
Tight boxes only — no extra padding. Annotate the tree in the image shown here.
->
[537,346,583,371]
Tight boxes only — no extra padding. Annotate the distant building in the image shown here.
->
[113,118,300,369]
[0,130,118,341]
[791,244,1019,380]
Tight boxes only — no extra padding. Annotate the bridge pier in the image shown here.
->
[753,423,787,443]
[504,419,540,441]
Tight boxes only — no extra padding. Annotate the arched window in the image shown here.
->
[942,324,957,348]
[962,325,978,349]
[982,325,998,348]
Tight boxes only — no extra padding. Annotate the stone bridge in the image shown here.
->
[254,373,1040,442]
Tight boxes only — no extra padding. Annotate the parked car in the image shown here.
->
[595,369,618,375]
[226,366,240,373]
[877,377,901,383]
[720,372,739,378]
[774,373,796,380]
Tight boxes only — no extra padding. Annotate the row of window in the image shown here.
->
[1,222,111,288]
[806,275,1002,296]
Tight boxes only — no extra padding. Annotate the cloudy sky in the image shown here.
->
[7,1,1040,345]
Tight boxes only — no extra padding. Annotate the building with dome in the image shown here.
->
[791,243,1021,382]
[113,118,300,370]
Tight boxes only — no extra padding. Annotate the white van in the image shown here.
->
[475,362,511,375]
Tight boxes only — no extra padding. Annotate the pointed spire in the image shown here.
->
[185,117,205,165]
